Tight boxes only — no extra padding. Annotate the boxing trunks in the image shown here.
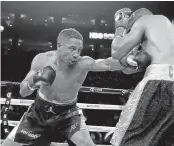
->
[111,64,174,146]
[7,91,87,145]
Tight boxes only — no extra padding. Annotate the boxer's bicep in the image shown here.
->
[80,56,107,71]
[111,36,123,58]
[87,57,123,71]
[90,59,109,71]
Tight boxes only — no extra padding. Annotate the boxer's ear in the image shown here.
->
[57,43,61,50]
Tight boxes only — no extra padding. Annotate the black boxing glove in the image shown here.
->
[27,66,56,91]
[134,51,151,70]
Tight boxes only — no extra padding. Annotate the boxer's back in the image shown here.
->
[139,15,174,65]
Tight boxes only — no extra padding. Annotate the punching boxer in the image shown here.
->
[2,28,137,146]
[110,8,174,146]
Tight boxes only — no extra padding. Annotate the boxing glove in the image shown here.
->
[134,51,151,70]
[27,66,56,91]
[119,54,137,69]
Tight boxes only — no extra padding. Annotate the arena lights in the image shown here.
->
[90,18,96,25]
[0,26,4,32]
[48,42,52,48]
[48,16,54,23]
[8,38,12,42]
[20,14,27,19]
[89,32,114,40]
[9,13,15,19]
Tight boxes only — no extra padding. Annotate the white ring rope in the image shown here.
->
[0,98,125,110]
[0,140,111,146]
[0,120,114,132]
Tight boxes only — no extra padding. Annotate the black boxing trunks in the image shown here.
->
[7,92,87,145]
[111,64,174,146]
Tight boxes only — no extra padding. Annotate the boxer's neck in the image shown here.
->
[56,54,69,70]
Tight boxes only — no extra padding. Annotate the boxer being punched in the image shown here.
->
[2,28,137,146]
[110,8,174,146]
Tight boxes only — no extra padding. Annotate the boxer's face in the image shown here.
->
[115,12,130,29]
[58,37,83,66]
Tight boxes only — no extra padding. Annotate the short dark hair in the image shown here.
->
[57,28,83,44]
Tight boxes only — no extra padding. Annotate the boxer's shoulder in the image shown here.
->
[38,51,56,61]
[80,56,94,64]
[32,51,56,69]
[43,51,56,58]
[78,56,94,70]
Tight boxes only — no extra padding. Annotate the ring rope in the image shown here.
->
[0,98,125,110]
[0,120,114,132]
[0,140,111,146]
[0,81,132,95]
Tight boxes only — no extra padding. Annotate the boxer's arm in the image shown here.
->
[80,56,124,72]
[112,21,145,60]
[19,54,42,97]
[122,67,144,74]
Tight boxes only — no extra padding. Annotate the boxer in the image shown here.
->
[110,8,174,146]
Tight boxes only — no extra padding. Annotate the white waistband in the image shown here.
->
[38,90,77,105]
[144,64,174,80]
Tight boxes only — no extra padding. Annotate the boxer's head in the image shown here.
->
[128,8,153,28]
[114,8,133,29]
[57,28,83,66]
[115,8,153,29]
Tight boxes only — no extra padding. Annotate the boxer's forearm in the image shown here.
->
[112,41,133,60]
[106,57,124,71]
[20,81,34,97]
[111,36,124,60]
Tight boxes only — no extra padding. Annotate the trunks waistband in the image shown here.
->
[38,90,78,106]
[34,92,77,115]
[144,64,174,80]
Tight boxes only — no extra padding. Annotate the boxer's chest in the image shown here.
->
[53,70,79,88]
[43,56,83,92]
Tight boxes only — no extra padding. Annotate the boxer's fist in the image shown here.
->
[33,66,56,86]
[28,66,56,90]
[119,54,138,69]
[134,51,151,70]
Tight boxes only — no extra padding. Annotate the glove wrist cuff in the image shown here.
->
[27,80,36,91]
[27,75,38,91]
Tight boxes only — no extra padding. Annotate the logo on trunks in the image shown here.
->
[70,122,78,132]
[21,129,41,139]
[46,106,56,114]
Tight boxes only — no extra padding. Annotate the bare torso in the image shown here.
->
[37,51,88,103]
[140,15,174,65]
